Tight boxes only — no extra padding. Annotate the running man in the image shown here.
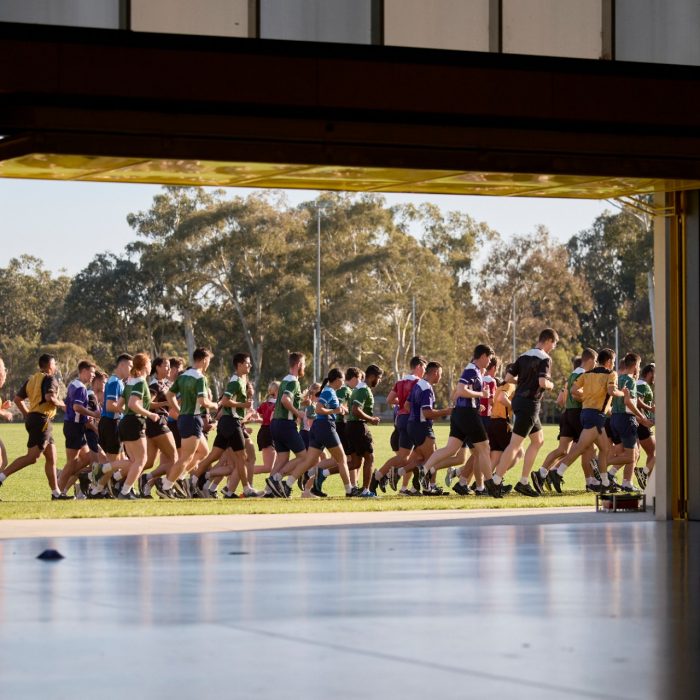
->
[491,328,559,497]
[161,348,218,497]
[0,353,66,499]
[347,364,383,497]
[97,353,133,464]
[635,363,656,490]
[0,357,13,471]
[266,352,308,498]
[57,360,100,496]
[548,348,625,493]
[422,344,495,497]
[605,352,654,492]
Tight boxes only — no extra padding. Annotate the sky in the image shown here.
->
[0,178,614,275]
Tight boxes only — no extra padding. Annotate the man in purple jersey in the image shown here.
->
[58,360,101,496]
[422,345,496,497]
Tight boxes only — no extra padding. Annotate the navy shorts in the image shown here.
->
[178,414,204,440]
[271,418,306,454]
[407,421,435,448]
[396,413,414,450]
[309,420,342,451]
[637,424,653,441]
[336,421,352,455]
[168,419,181,448]
[610,413,639,449]
[63,422,87,450]
[581,409,606,432]
[257,424,273,450]
[300,429,310,450]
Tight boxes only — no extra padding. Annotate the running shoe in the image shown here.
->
[608,472,620,489]
[388,468,400,492]
[444,467,457,488]
[314,469,328,494]
[473,487,489,496]
[421,469,433,492]
[634,466,648,491]
[360,490,377,498]
[377,472,389,494]
[265,477,284,498]
[310,486,327,498]
[281,481,292,498]
[117,490,139,500]
[531,470,546,495]
[51,493,73,501]
[515,482,540,498]
[619,484,638,493]
[501,483,514,495]
[547,470,564,494]
[368,474,380,496]
[452,482,471,496]
[586,482,602,493]
[591,458,602,482]
[346,486,363,498]
[399,488,420,497]
[484,478,503,499]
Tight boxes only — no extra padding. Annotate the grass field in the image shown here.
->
[0,422,607,520]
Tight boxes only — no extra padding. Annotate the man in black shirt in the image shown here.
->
[491,328,558,497]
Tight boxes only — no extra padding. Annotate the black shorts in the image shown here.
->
[610,413,638,449]
[396,413,413,450]
[25,412,54,450]
[86,426,99,453]
[168,419,181,449]
[637,424,653,441]
[146,416,171,439]
[257,424,273,450]
[604,415,617,443]
[407,420,434,448]
[309,420,342,451]
[98,416,121,455]
[178,414,203,440]
[63,421,87,450]
[336,421,352,455]
[346,421,374,455]
[449,406,488,445]
[119,414,146,442]
[214,414,246,452]
[390,424,400,452]
[487,417,512,452]
[300,429,310,450]
[511,397,542,438]
[558,408,582,441]
[271,418,306,454]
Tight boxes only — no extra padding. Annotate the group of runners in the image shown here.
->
[0,327,655,501]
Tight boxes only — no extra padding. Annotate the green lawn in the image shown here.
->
[0,422,606,520]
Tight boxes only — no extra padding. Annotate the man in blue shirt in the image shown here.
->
[97,354,133,462]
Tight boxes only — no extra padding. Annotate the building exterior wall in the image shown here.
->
[0,0,120,29]
[260,0,372,44]
[384,0,490,52]
[131,0,250,38]
[616,0,700,66]
[502,0,603,59]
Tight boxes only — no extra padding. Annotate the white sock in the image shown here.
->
[492,474,502,485]
[0,473,6,483]
[121,486,131,496]
[556,462,568,476]
[538,467,548,478]
[476,485,484,492]
[642,466,649,475]
[162,478,173,490]
[519,477,528,485]
[459,477,468,486]
[601,472,610,486]
[143,483,152,495]
[397,467,405,476]
[273,473,282,482]
[114,472,123,482]
[286,476,295,487]
[608,466,618,476]
[345,484,352,494]
[322,469,330,477]
[101,463,111,473]
[622,480,633,488]
[52,489,61,497]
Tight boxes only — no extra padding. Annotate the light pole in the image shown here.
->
[411,295,416,357]
[315,203,322,383]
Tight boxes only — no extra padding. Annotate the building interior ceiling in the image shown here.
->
[1,153,699,199]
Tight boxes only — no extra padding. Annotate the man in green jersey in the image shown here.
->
[635,363,656,489]
[347,364,383,497]
[607,352,653,491]
[161,348,218,497]
[266,352,309,498]
[335,367,360,457]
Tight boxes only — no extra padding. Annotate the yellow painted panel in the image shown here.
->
[1,153,700,199]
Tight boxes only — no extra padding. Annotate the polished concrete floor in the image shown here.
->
[0,517,698,699]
